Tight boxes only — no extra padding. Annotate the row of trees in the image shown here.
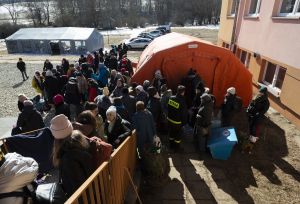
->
[1,0,221,28]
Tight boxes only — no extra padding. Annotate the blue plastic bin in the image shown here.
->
[207,127,238,160]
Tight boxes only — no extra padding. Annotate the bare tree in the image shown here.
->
[1,0,21,25]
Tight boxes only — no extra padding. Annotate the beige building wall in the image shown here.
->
[218,0,300,126]
[218,0,234,45]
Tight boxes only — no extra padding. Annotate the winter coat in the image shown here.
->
[98,64,109,87]
[108,58,118,70]
[160,90,172,116]
[76,76,88,95]
[17,61,26,72]
[95,95,112,120]
[111,86,123,98]
[64,81,81,105]
[88,87,98,102]
[136,91,148,105]
[247,93,270,117]
[16,106,45,133]
[132,110,156,151]
[59,147,93,197]
[121,94,137,118]
[167,94,188,125]
[17,101,24,112]
[87,55,94,66]
[108,76,117,93]
[44,76,59,103]
[104,115,131,148]
[221,94,237,118]
[114,98,130,122]
[43,62,53,71]
[55,102,71,119]
[147,97,162,124]
[0,153,38,204]
[196,94,214,128]
[62,60,70,74]
[95,115,105,138]
[32,76,44,94]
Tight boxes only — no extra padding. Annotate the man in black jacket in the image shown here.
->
[247,86,270,137]
[16,100,45,133]
[17,58,29,81]
[121,87,136,121]
[167,85,187,151]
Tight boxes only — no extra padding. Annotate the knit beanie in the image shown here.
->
[50,114,73,140]
[259,86,268,94]
[23,100,33,107]
[53,94,64,106]
[227,87,236,95]
[136,85,143,92]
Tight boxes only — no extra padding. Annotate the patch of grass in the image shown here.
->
[172,28,219,44]
[103,35,130,48]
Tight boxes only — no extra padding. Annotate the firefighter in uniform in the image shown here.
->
[167,85,187,151]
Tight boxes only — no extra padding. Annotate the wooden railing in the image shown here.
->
[65,131,137,204]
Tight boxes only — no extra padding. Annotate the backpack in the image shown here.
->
[89,136,113,169]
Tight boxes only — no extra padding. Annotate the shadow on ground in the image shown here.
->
[140,116,300,203]
[12,81,24,89]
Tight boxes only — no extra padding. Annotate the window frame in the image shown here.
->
[247,0,262,17]
[228,0,238,17]
[239,50,251,68]
[278,0,300,17]
[262,61,287,96]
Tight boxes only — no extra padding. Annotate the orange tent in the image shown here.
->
[131,32,253,107]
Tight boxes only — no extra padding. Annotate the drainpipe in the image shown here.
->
[230,0,240,52]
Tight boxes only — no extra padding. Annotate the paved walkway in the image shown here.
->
[140,125,256,204]
[0,117,17,140]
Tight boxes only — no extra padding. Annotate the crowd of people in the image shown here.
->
[0,45,270,202]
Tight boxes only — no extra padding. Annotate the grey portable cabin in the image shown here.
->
[5,27,104,55]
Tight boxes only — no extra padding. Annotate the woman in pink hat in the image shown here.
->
[50,114,93,197]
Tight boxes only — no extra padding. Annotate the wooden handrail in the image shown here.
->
[65,131,137,204]
[65,161,109,204]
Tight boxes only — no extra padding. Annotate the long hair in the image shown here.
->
[52,130,90,167]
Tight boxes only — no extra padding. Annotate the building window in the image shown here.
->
[229,0,238,16]
[279,0,300,16]
[240,50,250,68]
[248,0,262,15]
[263,61,287,96]
[222,42,230,49]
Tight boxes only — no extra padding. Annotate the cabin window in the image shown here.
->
[279,0,300,16]
[248,0,262,15]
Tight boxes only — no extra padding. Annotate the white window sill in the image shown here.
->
[244,15,259,19]
[273,13,300,20]
[226,15,235,19]
[258,82,281,97]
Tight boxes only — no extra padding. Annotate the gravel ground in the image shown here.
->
[0,63,43,117]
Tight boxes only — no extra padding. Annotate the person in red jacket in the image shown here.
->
[88,79,98,102]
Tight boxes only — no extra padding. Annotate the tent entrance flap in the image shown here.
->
[162,53,219,90]
[49,41,60,55]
